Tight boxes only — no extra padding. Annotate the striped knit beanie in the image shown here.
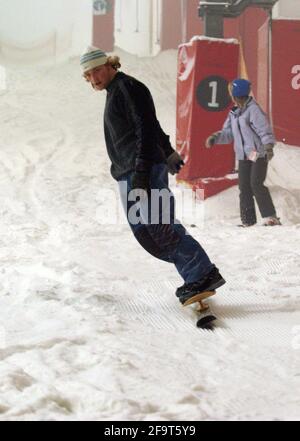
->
[80,46,108,73]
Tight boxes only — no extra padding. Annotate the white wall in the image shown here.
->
[152,0,162,56]
[115,0,161,57]
[273,0,300,18]
[0,0,93,62]
[70,0,93,57]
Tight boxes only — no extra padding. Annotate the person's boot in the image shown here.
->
[262,216,281,226]
[176,267,226,306]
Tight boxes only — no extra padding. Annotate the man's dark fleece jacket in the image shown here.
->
[104,71,175,180]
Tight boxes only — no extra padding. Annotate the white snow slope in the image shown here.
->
[0,49,299,421]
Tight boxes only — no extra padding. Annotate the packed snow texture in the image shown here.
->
[0,49,299,421]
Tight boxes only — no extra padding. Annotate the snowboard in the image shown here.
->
[182,290,217,329]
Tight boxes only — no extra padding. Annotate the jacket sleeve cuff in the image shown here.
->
[163,144,175,159]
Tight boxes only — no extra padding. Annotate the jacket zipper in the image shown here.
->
[237,117,247,159]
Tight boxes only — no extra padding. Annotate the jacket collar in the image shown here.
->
[231,96,254,115]
[106,71,125,93]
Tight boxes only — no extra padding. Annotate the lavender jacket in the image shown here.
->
[214,97,276,160]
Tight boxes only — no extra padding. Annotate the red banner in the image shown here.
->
[176,38,239,198]
[272,20,300,147]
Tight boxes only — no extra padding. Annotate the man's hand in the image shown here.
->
[131,171,151,194]
[167,151,185,175]
[264,143,274,161]
[205,133,218,149]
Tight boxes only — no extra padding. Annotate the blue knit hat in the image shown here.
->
[231,79,251,97]
[80,46,108,73]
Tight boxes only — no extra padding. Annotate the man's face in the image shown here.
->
[83,64,114,91]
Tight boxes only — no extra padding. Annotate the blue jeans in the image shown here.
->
[118,163,214,284]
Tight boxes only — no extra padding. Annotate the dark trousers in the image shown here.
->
[118,164,214,284]
[239,158,277,225]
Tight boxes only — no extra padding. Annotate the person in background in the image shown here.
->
[206,78,281,227]
[80,46,226,307]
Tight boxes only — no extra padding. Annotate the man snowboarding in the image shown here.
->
[80,47,225,308]
[206,78,281,227]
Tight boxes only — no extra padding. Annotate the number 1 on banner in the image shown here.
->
[208,81,219,108]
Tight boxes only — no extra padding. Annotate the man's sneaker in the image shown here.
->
[262,216,281,226]
[238,223,256,228]
[176,267,226,306]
